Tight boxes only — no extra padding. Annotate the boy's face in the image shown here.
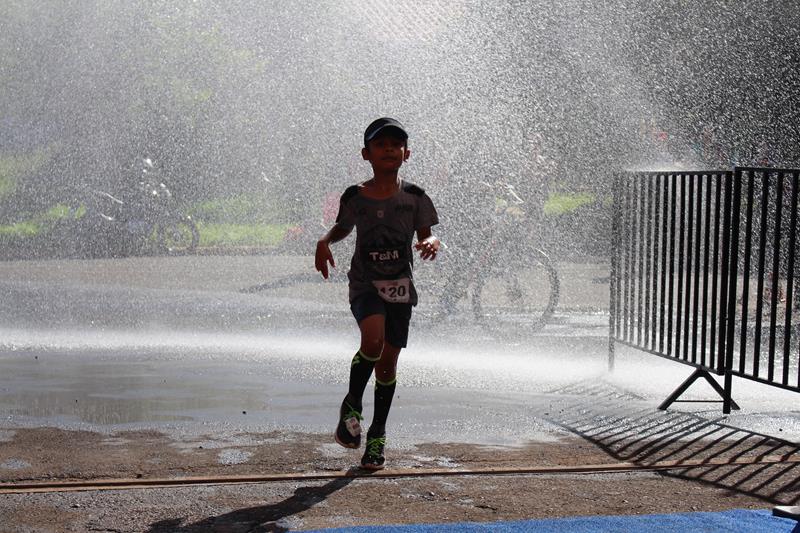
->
[362,132,410,172]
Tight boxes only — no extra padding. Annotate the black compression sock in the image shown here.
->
[370,377,397,434]
[347,350,379,405]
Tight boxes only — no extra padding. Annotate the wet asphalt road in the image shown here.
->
[0,255,797,445]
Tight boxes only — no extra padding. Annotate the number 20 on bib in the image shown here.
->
[372,278,411,303]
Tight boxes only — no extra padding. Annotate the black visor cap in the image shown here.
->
[364,117,408,145]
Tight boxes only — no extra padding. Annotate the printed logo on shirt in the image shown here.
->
[360,225,409,278]
[367,247,402,262]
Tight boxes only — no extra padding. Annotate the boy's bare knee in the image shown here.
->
[360,338,384,360]
[375,366,396,383]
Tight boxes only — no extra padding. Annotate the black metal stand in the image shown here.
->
[773,505,800,521]
[658,368,740,411]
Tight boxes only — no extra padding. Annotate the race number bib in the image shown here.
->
[372,278,411,303]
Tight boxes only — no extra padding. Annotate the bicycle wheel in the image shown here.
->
[157,216,199,254]
[416,276,468,324]
[471,248,559,337]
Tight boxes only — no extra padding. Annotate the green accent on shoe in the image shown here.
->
[365,436,385,454]
[361,435,386,469]
[342,403,364,425]
[335,399,364,449]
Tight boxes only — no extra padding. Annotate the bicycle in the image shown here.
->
[242,182,559,338]
[415,181,559,337]
[50,182,199,258]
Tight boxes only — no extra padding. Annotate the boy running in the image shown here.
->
[315,117,440,470]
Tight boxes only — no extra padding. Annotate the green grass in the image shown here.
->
[196,222,290,247]
[0,203,75,236]
[0,220,40,237]
[544,192,596,216]
[189,195,296,247]
[189,195,289,224]
[0,175,14,200]
[0,203,82,237]
[0,148,56,201]
[0,202,293,249]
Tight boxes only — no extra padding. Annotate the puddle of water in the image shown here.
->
[0,459,31,470]
[217,449,253,465]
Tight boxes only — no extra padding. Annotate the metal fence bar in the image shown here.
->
[717,172,733,378]
[767,171,784,382]
[651,175,663,351]
[629,178,638,343]
[691,175,704,365]
[637,178,646,345]
[609,173,624,371]
[710,173,723,371]
[782,173,798,386]
[675,174,687,360]
[667,174,678,356]
[644,176,654,349]
[683,174,696,362]
[752,171,769,377]
[659,174,670,353]
[623,179,634,342]
[753,170,770,377]
[723,170,744,414]
[740,172,756,376]
[620,180,629,341]
[700,174,713,367]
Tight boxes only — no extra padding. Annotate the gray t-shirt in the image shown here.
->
[335,180,439,305]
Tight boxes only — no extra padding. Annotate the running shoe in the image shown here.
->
[360,434,386,470]
[334,398,363,449]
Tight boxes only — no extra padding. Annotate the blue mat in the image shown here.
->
[312,509,798,532]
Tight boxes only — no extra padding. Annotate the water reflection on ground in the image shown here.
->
[0,256,797,446]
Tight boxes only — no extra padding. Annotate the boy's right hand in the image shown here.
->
[315,240,335,279]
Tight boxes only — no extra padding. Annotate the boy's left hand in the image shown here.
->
[415,236,440,260]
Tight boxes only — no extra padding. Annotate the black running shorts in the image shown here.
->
[350,291,413,348]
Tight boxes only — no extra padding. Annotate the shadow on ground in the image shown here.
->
[147,474,356,532]
[545,380,800,506]
[141,380,799,532]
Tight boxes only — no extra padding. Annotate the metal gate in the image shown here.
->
[610,167,800,413]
